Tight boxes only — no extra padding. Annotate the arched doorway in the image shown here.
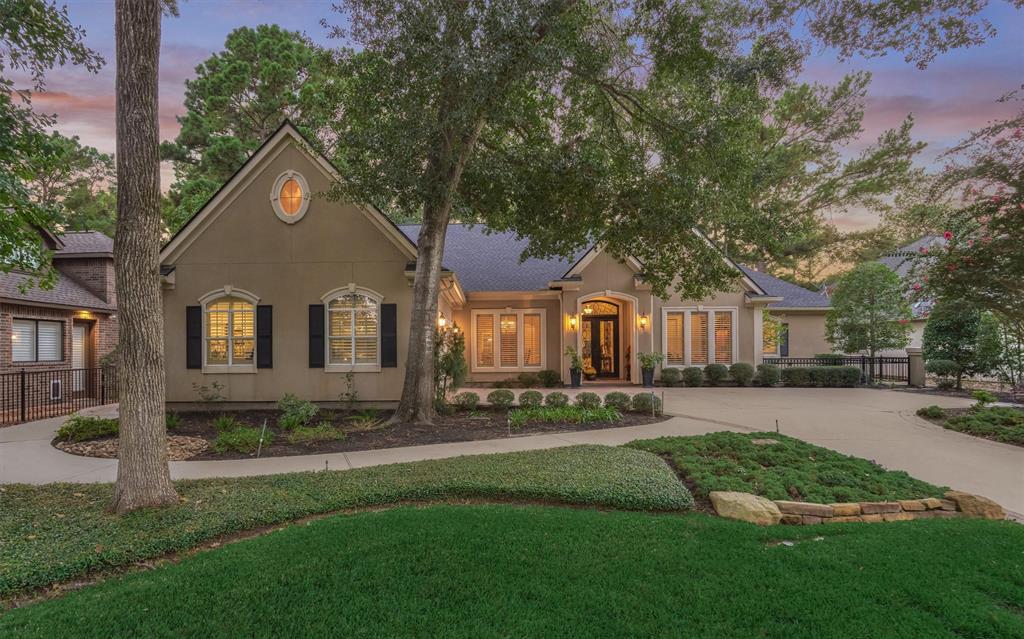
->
[580,300,619,378]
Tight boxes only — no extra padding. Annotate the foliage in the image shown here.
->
[603,391,631,412]
[564,346,583,372]
[346,410,386,431]
[925,358,960,389]
[943,406,1024,446]
[991,317,1024,390]
[826,262,912,357]
[339,371,358,410]
[637,352,664,370]
[573,392,601,409]
[630,393,662,415]
[972,390,998,409]
[276,394,319,430]
[537,369,561,388]
[780,367,810,386]
[628,432,946,503]
[703,363,729,386]
[287,422,347,445]
[211,414,244,433]
[516,372,539,389]
[507,406,622,430]
[729,363,755,386]
[55,416,118,442]
[916,405,946,419]
[518,390,543,407]
[682,367,704,387]
[212,427,273,454]
[922,299,1002,388]
[486,389,515,409]
[434,324,468,404]
[814,353,846,365]
[165,412,182,431]
[659,367,681,387]
[756,364,781,387]
[781,366,860,387]
[191,381,225,403]
[492,378,515,389]
[452,391,480,411]
[0,445,692,595]
[544,392,569,408]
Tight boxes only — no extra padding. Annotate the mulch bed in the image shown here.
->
[54,409,668,461]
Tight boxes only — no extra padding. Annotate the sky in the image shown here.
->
[20,0,1024,231]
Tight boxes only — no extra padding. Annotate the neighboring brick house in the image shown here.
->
[0,230,118,389]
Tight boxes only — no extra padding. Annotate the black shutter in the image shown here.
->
[186,306,202,369]
[381,303,397,368]
[309,304,324,368]
[780,323,790,357]
[256,305,273,368]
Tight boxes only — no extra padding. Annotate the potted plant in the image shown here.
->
[565,345,583,388]
[638,352,664,388]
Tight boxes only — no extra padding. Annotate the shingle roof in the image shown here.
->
[737,266,831,309]
[53,231,114,256]
[398,224,586,292]
[876,235,944,279]
[0,270,114,311]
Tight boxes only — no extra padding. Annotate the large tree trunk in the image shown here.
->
[110,0,178,513]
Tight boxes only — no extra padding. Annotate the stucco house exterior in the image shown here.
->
[159,123,834,405]
[876,235,944,353]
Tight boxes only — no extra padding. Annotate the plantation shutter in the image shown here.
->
[780,323,790,357]
[714,312,733,364]
[523,313,541,367]
[308,304,325,368]
[499,314,518,367]
[381,303,397,368]
[256,305,273,369]
[690,312,708,365]
[186,306,202,369]
[665,312,684,366]
[476,314,494,367]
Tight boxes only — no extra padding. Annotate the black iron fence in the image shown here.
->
[768,356,910,384]
[0,367,118,427]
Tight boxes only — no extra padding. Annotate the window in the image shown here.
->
[763,317,788,356]
[714,313,732,364]
[662,308,737,366]
[12,319,63,362]
[327,291,380,368]
[665,312,684,366]
[271,170,310,223]
[205,297,255,367]
[690,312,709,365]
[279,178,303,215]
[472,309,545,371]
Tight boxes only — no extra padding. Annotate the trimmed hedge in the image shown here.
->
[544,392,569,408]
[631,393,662,414]
[574,392,602,409]
[682,367,704,387]
[729,362,755,387]
[781,366,860,387]
[537,369,561,388]
[518,390,543,407]
[604,391,631,411]
[452,392,480,411]
[659,367,682,387]
[487,389,515,408]
[756,364,780,387]
[703,364,729,386]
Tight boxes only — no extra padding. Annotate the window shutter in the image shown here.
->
[780,323,790,357]
[256,305,273,368]
[309,304,325,368]
[381,303,397,368]
[186,306,202,369]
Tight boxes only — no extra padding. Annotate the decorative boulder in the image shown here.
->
[710,491,782,526]
[944,491,1005,520]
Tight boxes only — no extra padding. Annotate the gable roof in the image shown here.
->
[876,235,944,279]
[0,270,114,311]
[737,266,831,309]
[53,231,113,257]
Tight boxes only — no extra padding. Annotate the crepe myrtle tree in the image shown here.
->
[826,262,912,359]
[322,0,1015,425]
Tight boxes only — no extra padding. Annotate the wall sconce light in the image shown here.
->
[568,312,578,331]
[638,312,649,330]
[438,313,447,330]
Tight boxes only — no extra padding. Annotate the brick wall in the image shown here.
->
[54,257,116,305]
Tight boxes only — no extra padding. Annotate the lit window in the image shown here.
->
[662,308,735,366]
[523,314,541,367]
[665,312,684,366]
[271,171,309,223]
[714,312,732,364]
[328,293,379,366]
[690,312,708,365]
[205,297,255,367]
[12,319,62,362]
[472,310,545,370]
[279,178,303,215]
[500,314,518,367]
[476,313,494,367]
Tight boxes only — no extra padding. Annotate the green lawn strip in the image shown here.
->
[628,432,947,503]
[943,406,1024,446]
[3,505,1022,638]
[0,445,691,597]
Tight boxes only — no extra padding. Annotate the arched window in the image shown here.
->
[200,287,259,370]
[324,288,381,368]
[271,170,310,223]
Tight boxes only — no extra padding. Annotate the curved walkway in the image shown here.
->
[2,388,1021,515]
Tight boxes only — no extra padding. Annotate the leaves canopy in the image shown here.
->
[826,262,912,357]
[922,298,1002,383]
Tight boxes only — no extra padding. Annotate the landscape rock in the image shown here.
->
[826,515,863,523]
[781,514,802,525]
[939,499,958,511]
[859,502,901,515]
[860,514,883,523]
[800,515,823,525]
[709,491,782,526]
[898,500,927,512]
[944,491,1005,520]
[882,512,914,522]
[921,498,944,510]
[773,501,834,518]
[830,503,861,517]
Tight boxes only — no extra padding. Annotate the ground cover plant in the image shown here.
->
[0,445,690,597]
[919,405,1024,447]
[3,506,1022,638]
[628,432,946,503]
[507,406,620,430]
[54,416,118,442]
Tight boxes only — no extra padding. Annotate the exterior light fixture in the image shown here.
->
[638,312,649,330]
[568,312,578,331]
[438,313,447,329]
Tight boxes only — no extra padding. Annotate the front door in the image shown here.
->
[71,323,87,391]
[582,316,619,377]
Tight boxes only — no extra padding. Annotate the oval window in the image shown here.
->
[279,178,303,215]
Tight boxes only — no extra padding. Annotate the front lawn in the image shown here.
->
[3,505,1023,638]
[628,432,947,503]
[918,405,1024,447]
[0,445,690,598]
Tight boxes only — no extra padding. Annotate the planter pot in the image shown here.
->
[570,369,582,388]
[642,367,655,388]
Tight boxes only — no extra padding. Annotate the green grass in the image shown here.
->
[3,505,1022,638]
[628,432,947,503]
[0,445,690,597]
[943,406,1024,446]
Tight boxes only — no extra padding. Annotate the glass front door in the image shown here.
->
[582,316,619,377]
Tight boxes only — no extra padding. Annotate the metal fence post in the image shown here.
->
[19,368,26,424]
[100,367,106,405]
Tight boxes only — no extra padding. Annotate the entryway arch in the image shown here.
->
[576,290,641,384]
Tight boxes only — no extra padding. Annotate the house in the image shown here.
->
[159,123,833,405]
[876,235,944,352]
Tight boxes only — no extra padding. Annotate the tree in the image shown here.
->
[323,0,1016,424]
[110,0,178,513]
[0,0,102,283]
[160,24,338,232]
[434,325,468,406]
[826,262,912,358]
[922,298,1001,389]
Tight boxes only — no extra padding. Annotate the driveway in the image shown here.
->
[1,388,1021,516]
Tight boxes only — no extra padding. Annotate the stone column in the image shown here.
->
[907,346,925,387]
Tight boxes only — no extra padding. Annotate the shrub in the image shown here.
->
[537,369,561,388]
[604,391,631,411]
[729,363,755,387]
[834,366,861,387]
[944,406,1024,445]
[516,372,539,388]
[56,416,118,442]
[781,367,811,387]
[659,367,682,387]
[212,414,244,432]
[917,405,946,419]
[508,405,622,430]
[926,359,960,390]
[703,363,728,386]
[287,422,346,445]
[452,391,480,411]
[165,412,183,431]
[574,392,602,409]
[637,352,664,370]
[487,389,515,409]
[756,364,780,387]
[493,378,515,389]
[347,409,386,431]
[682,367,704,387]
[518,390,543,407]
[212,427,272,454]
[972,390,998,408]
[277,393,319,430]
[815,353,846,365]
[544,391,569,407]
[631,393,662,414]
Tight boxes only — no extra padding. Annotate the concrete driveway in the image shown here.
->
[1,388,1021,516]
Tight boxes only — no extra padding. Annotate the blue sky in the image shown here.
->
[26,0,1024,230]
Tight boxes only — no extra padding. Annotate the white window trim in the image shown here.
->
[199,286,259,374]
[321,285,383,373]
[270,170,310,223]
[660,306,739,368]
[470,308,546,373]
